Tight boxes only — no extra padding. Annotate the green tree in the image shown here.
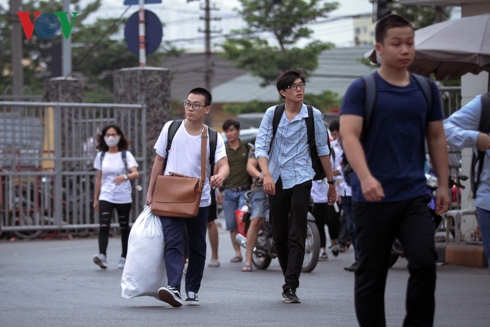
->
[223,90,341,115]
[390,2,452,30]
[221,0,339,87]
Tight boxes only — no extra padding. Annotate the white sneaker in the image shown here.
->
[208,258,220,267]
[93,254,108,269]
[117,257,126,269]
[185,291,200,306]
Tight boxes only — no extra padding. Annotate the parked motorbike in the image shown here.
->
[388,171,456,268]
[236,191,321,273]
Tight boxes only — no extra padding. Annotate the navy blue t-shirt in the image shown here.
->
[340,72,443,202]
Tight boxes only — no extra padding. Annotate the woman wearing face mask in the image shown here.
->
[93,125,139,270]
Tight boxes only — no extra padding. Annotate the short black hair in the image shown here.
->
[188,87,212,106]
[329,120,339,132]
[276,69,306,99]
[375,14,413,44]
[223,119,240,131]
[96,124,129,152]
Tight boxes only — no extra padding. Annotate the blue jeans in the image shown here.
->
[341,196,358,261]
[223,190,247,231]
[160,207,208,294]
[476,207,490,274]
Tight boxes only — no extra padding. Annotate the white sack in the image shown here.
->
[121,206,166,299]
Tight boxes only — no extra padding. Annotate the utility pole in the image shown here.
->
[434,6,443,23]
[10,0,23,97]
[199,0,221,126]
[62,0,71,76]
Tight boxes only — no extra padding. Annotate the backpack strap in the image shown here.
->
[361,72,377,139]
[411,73,433,111]
[270,104,285,154]
[121,150,128,173]
[164,119,184,173]
[208,127,217,177]
[471,93,490,197]
[100,151,106,167]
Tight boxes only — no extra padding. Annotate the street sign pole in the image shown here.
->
[138,0,146,66]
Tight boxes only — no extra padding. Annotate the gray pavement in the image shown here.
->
[1,223,490,327]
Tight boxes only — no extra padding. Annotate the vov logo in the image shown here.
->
[16,12,78,40]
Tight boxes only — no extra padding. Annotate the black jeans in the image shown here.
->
[98,200,132,258]
[312,202,340,248]
[353,195,436,327]
[268,178,312,292]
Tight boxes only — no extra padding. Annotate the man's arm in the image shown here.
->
[427,120,450,215]
[258,157,274,195]
[210,157,229,189]
[146,154,165,205]
[340,114,384,202]
[319,155,336,204]
[247,157,263,180]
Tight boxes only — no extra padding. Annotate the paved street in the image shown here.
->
[1,222,489,327]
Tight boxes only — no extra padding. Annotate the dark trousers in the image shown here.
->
[341,196,358,261]
[268,178,312,292]
[312,202,340,248]
[160,207,208,294]
[353,195,437,327]
[98,200,132,258]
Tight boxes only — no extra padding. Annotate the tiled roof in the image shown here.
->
[212,45,376,103]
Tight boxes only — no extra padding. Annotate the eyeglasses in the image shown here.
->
[183,102,206,110]
[287,83,306,91]
[105,133,118,137]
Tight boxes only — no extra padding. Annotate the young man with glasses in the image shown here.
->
[255,69,336,304]
[146,87,229,307]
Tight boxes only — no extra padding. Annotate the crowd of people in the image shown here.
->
[90,13,490,327]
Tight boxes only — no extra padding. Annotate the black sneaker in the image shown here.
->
[344,262,357,272]
[282,288,301,304]
[330,244,340,257]
[185,291,200,306]
[158,286,183,307]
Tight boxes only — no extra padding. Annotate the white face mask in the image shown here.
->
[104,136,120,148]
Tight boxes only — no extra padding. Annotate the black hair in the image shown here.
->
[276,69,306,99]
[222,119,240,131]
[96,125,129,152]
[188,87,212,106]
[375,14,413,44]
[329,120,339,132]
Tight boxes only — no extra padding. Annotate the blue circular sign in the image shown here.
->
[124,10,163,56]
[34,13,61,40]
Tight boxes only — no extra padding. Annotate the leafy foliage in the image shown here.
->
[223,90,341,115]
[390,2,452,30]
[1,0,182,102]
[220,0,339,87]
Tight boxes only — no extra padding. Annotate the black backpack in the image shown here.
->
[361,71,433,138]
[342,72,434,186]
[165,119,218,177]
[470,93,490,198]
[271,104,330,181]
[100,150,135,189]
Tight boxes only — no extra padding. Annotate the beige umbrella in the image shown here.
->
[365,14,490,80]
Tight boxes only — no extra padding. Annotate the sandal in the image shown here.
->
[230,256,243,263]
[241,264,252,272]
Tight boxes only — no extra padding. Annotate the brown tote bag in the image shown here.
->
[151,127,208,218]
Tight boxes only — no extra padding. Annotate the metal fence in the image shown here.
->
[0,101,147,239]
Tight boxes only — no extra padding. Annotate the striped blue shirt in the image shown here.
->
[444,95,490,211]
[255,103,330,189]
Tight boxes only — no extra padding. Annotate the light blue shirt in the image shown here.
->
[444,94,490,211]
[255,103,330,190]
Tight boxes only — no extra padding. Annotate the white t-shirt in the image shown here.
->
[153,121,227,207]
[93,151,138,204]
